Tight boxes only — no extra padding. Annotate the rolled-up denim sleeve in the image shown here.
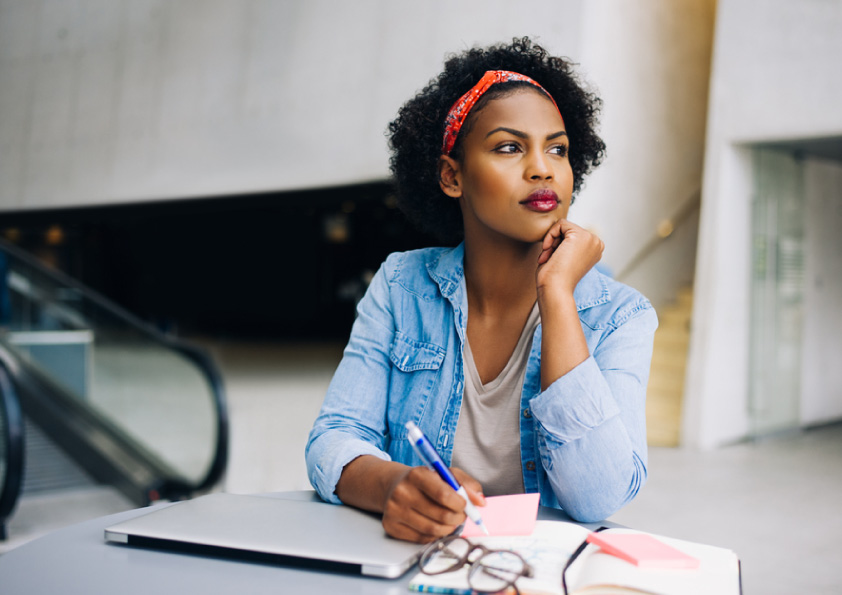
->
[305,260,396,504]
[529,303,657,522]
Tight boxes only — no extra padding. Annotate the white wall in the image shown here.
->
[0,0,715,307]
[0,0,584,210]
[801,159,842,426]
[685,0,842,448]
[573,0,715,294]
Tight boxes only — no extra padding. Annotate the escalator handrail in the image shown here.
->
[0,237,228,495]
[1,237,185,344]
[165,339,229,494]
[0,359,25,540]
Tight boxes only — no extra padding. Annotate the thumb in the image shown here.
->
[465,485,486,507]
[452,468,486,506]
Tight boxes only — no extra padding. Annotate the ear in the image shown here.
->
[438,155,462,198]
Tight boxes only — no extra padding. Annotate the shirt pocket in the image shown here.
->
[390,331,446,371]
[387,331,446,440]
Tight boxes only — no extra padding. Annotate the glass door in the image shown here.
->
[749,149,805,436]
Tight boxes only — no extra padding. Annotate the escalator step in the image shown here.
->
[22,417,99,494]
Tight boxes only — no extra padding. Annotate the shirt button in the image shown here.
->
[525,461,536,471]
[523,408,531,419]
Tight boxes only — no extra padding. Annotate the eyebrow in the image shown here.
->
[485,127,568,141]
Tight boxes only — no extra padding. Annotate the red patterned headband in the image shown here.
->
[441,70,560,155]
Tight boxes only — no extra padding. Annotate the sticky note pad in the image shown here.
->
[461,493,540,537]
[586,532,700,569]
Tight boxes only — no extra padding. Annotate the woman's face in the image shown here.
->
[448,88,574,246]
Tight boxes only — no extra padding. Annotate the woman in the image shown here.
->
[306,37,657,543]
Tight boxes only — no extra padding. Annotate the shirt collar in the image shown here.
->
[426,243,466,299]
[426,242,611,312]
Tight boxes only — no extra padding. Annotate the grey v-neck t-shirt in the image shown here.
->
[451,303,540,496]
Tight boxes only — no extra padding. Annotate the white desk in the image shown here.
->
[0,491,608,595]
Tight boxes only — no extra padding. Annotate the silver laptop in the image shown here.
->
[104,492,424,578]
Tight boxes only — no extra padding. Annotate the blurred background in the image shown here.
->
[0,1,840,593]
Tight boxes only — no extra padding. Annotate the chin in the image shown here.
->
[514,230,548,246]
[529,232,548,244]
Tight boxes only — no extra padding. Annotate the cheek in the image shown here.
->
[561,162,574,185]
[556,201,571,220]
[559,166,575,198]
[464,167,508,198]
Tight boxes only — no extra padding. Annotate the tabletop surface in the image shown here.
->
[0,491,607,595]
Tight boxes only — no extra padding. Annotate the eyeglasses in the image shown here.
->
[419,535,534,595]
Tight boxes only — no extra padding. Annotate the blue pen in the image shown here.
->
[405,421,489,535]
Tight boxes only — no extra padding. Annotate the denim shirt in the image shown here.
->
[306,243,658,522]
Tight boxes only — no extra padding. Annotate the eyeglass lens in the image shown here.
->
[420,536,472,574]
[421,537,528,594]
[468,550,528,593]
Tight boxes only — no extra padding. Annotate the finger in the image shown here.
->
[402,467,471,523]
[451,468,486,506]
[538,238,562,265]
[542,220,564,250]
[408,467,468,513]
[538,223,564,264]
[557,218,583,234]
[560,220,602,250]
[537,244,555,265]
[383,512,447,543]
[384,475,465,542]
[383,501,461,543]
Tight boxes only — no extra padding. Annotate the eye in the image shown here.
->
[494,142,522,154]
[549,144,569,157]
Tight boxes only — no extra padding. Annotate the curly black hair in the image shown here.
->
[388,37,606,245]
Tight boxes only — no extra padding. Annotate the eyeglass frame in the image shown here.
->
[560,526,609,595]
[418,534,535,595]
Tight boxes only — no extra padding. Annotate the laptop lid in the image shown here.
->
[104,492,424,578]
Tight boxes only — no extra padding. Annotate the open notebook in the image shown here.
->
[104,492,424,578]
[408,520,741,595]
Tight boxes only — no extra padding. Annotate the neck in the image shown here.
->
[462,234,541,316]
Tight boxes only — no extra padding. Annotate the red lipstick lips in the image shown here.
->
[521,189,559,212]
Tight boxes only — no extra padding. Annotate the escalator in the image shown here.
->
[0,358,24,540]
[0,238,228,540]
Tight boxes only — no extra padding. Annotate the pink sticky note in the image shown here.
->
[586,532,700,569]
[461,493,540,537]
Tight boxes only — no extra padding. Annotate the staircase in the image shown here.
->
[646,287,693,447]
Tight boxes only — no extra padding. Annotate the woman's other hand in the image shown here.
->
[535,219,602,389]
[536,219,604,296]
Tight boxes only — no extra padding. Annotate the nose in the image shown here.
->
[524,149,553,181]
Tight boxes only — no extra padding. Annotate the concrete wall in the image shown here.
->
[573,0,715,305]
[0,0,715,306]
[801,159,842,426]
[685,0,842,448]
[0,0,585,210]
